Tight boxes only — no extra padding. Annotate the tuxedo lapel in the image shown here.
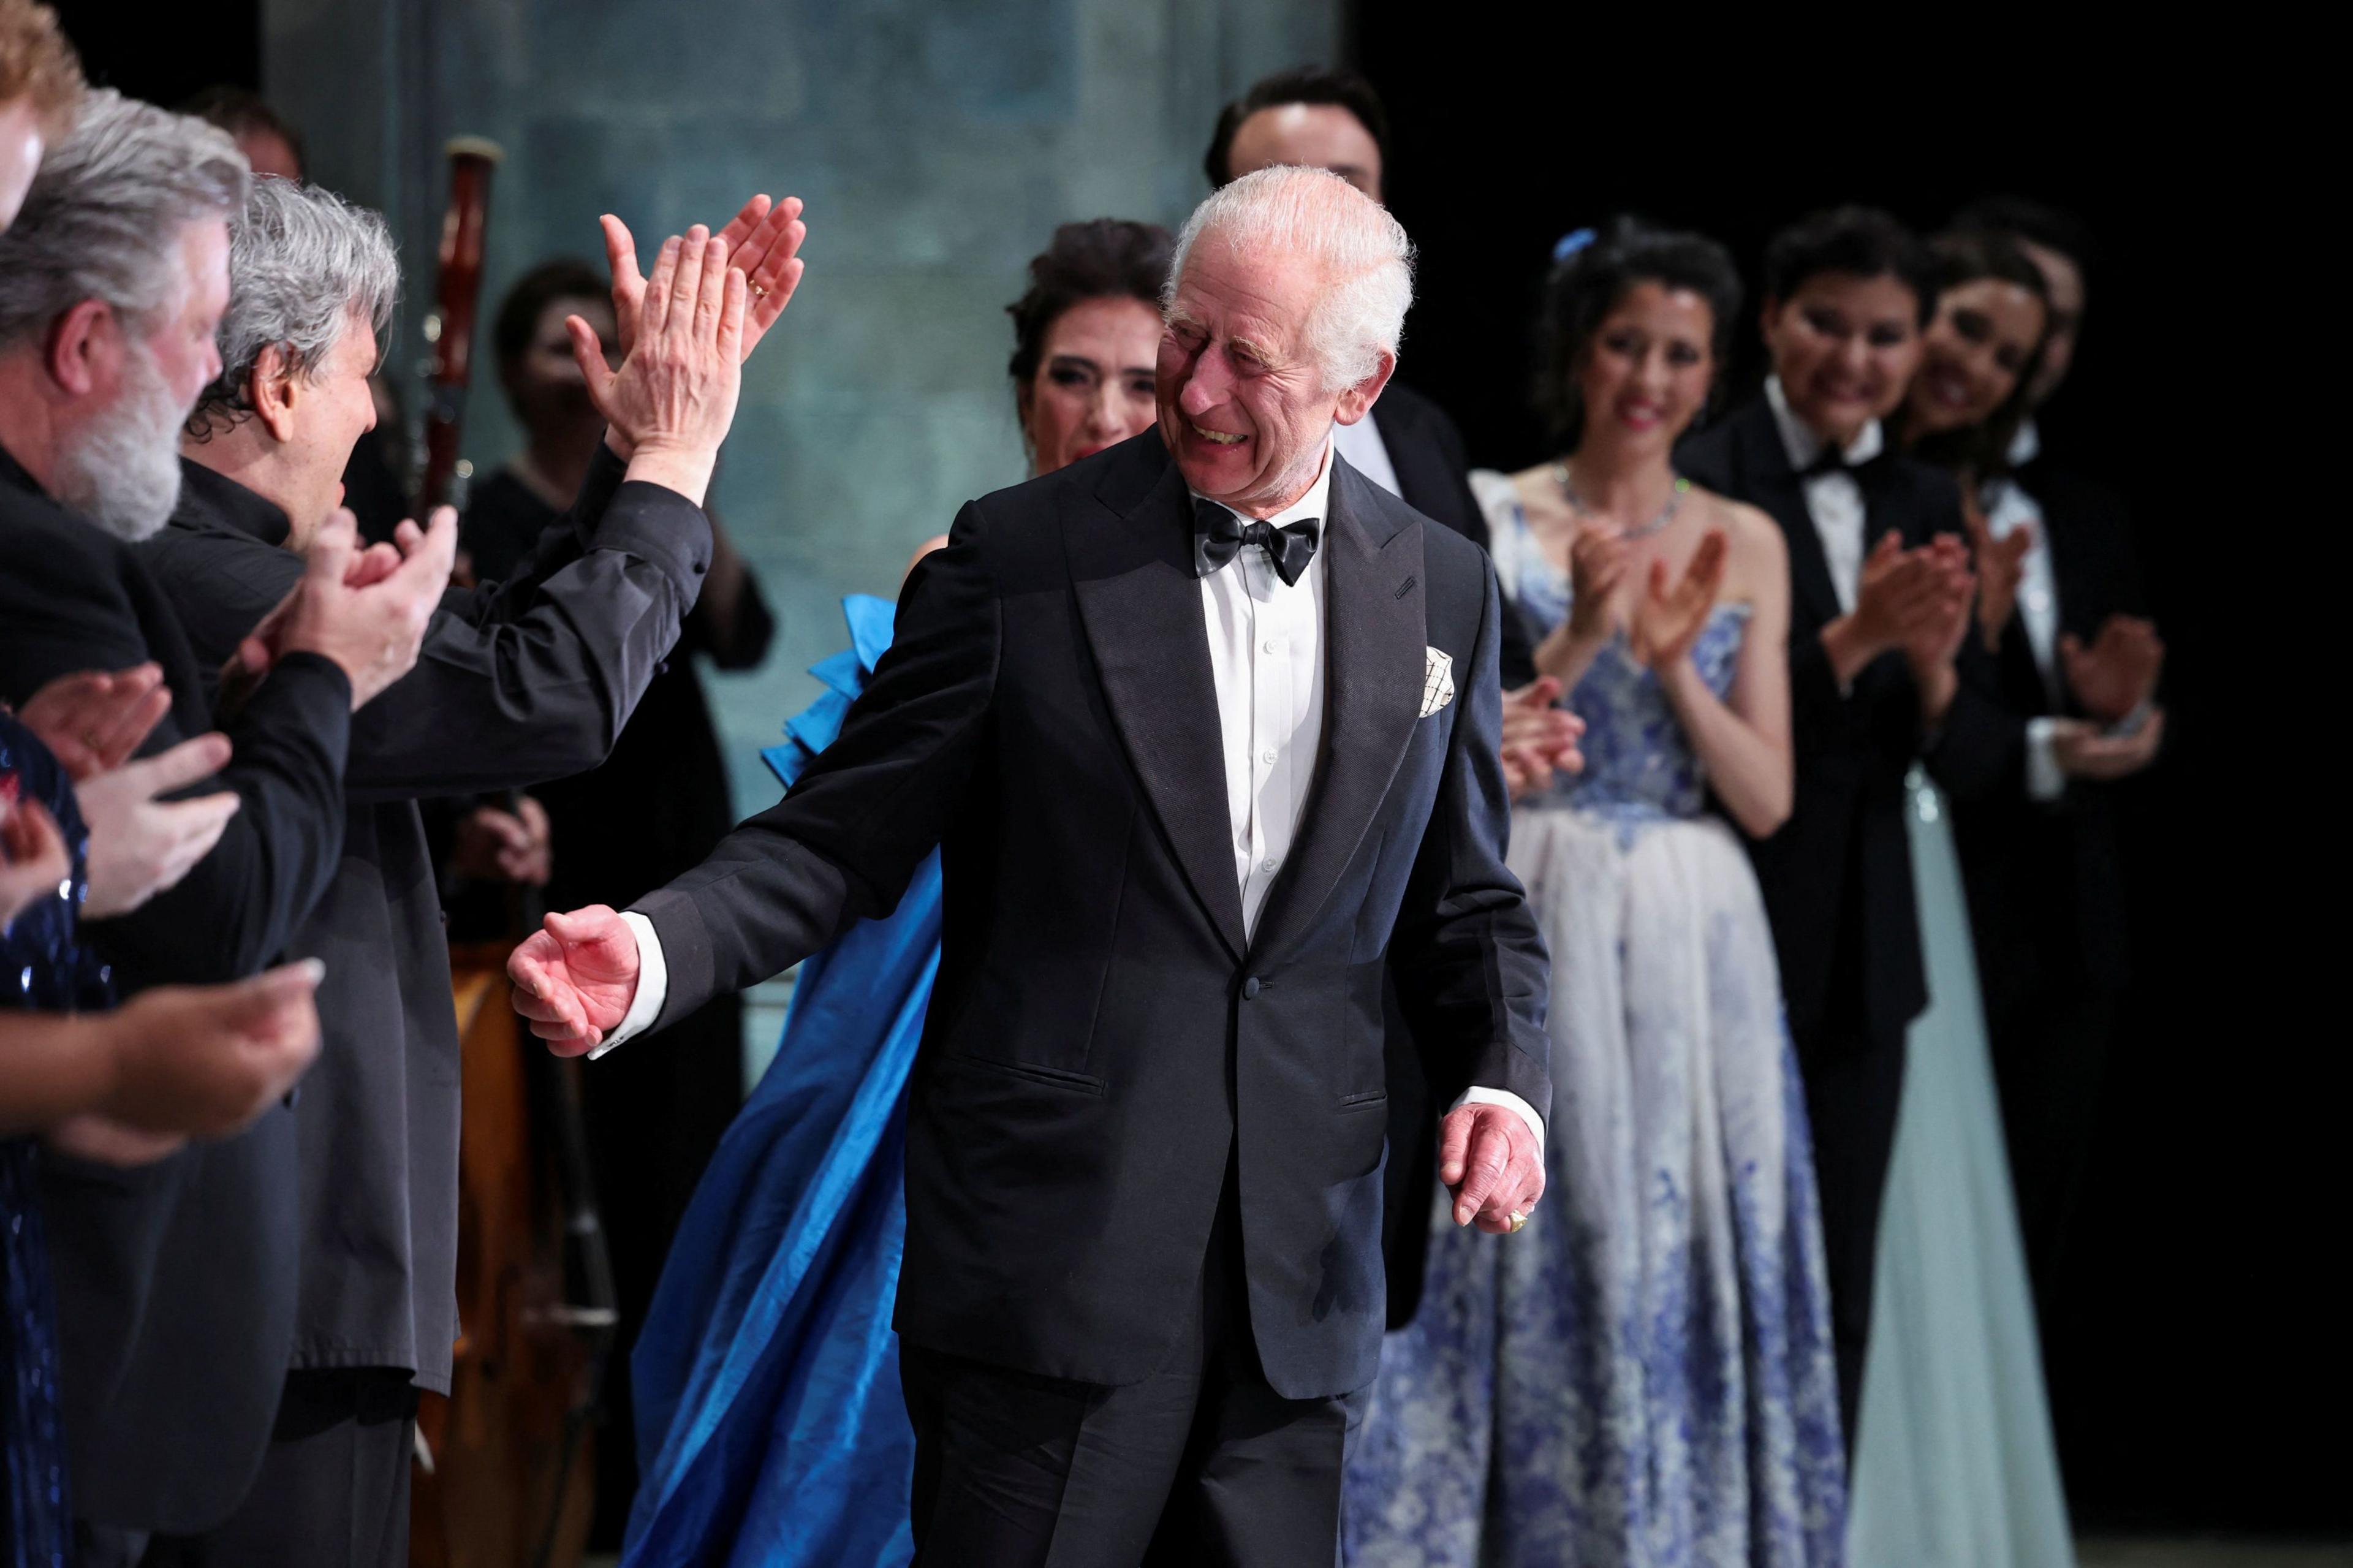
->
[1070,435,1248,959]
[1249,458,1425,960]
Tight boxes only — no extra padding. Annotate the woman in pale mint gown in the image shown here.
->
[1847,229,2075,1568]
[1346,221,1844,1567]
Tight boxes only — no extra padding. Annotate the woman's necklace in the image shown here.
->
[1552,460,1689,540]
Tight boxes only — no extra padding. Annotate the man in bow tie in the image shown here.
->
[509,164,1550,1564]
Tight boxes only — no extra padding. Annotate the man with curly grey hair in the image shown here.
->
[0,88,455,1560]
[511,163,1551,1563]
[121,171,810,1566]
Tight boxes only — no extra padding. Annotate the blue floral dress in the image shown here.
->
[1,715,106,1568]
[1343,475,1846,1567]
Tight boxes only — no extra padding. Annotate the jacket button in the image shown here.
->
[1242,976,1262,999]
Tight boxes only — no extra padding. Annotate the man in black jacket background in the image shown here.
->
[128,177,804,1567]
[0,89,447,1554]
[1678,206,2020,1441]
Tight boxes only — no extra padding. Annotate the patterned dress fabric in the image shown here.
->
[1344,475,1845,1567]
[1,715,106,1568]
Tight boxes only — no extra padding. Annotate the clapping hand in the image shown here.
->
[227,508,455,713]
[1900,534,1977,674]
[1438,1101,1546,1235]
[604,194,806,368]
[11,664,171,781]
[2061,614,2164,724]
[1960,493,2033,652]
[1564,524,1631,644]
[569,225,746,506]
[1499,677,1584,799]
[2,792,70,926]
[75,733,241,920]
[47,959,325,1167]
[1629,529,1729,670]
[452,796,552,886]
[509,904,643,1055]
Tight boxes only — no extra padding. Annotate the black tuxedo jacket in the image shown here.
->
[0,443,350,1532]
[1678,399,2017,1056]
[1376,381,1535,686]
[126,453,707,1451]
[1951,458,2145,1009]
[633,430,1550,1399]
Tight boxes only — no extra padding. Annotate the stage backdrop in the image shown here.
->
[260,0,1339,821]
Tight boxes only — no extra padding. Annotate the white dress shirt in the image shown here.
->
[1330,408,1403,502]
[602,442,1546,1157]
[1765,374,1882,613]
[1993,419,2068,801]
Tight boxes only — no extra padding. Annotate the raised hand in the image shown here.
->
[569,225,746,506]
[1438,1101,1546,1235]
[236,508,455,711]
[1629,529,1729,670]
[1961,492,2033,651]
[1499,676,1584,799]
[11,664,170,781]
[603,195,806,366]
[1564,523,1631,644]
[2060,614,2164,723]
[509,904,642,1055]
[75,733,241,919]
[2,793,71,926]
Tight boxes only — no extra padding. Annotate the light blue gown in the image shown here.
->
[1843,770,2074,1567]
[1344,480,1846,1567]
[621,596,926,1568]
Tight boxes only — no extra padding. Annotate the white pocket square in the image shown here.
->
[1420,646,1455,719]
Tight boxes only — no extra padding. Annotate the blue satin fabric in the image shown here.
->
[623,597,930,1568]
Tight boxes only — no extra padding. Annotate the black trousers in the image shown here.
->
[1987,977,2117,1343]
[131,1368,419,1568]
[900,1179,1366,1567]
[1798,1026,1909,1450]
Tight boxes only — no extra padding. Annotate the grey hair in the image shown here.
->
[1162,164,1415,391]
[0,88,249,347]
[188,176,399,437]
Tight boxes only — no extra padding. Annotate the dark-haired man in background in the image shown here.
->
[1946,195,2161,1352]
[1677,206,2020,1439]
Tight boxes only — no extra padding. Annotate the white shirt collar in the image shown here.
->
[2007,417,2042,469]
[1765,374,1883,474]
[1189,438,1336,531]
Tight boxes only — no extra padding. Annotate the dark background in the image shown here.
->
[53,0,2327,1536]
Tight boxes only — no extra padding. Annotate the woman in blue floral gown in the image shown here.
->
[1346,222,1845,1567]
[618,219,1175,1568]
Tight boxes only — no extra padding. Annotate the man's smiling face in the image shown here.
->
[1155,238,1343,518]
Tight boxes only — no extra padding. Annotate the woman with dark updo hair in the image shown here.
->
[1347,218,1846,1567]
[618,220,1171,1568]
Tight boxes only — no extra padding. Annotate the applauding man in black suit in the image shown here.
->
[512,165,1551,1565]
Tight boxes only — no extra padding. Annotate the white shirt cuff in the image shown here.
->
[589,909,669,1059]
[2025,715,2066,803]
[1450,1086,1546,1156]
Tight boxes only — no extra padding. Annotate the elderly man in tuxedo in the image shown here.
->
[512,165,1551,1564]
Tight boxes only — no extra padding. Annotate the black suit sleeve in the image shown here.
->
[341,460,713,802]
[634,502,999,1029]
[1387,557,1553,1121]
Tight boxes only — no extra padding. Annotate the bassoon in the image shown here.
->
[415,137,502,514]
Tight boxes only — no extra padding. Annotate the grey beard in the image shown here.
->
[51,346,188,543]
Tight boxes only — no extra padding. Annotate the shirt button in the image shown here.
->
[1242,976,1262,1000]
[1260,749,1277,765]
[1260,857,1279,873]
[1263,637,1283,654]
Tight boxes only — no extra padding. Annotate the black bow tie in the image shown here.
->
[1193,496,1320,586]
[1799,444,1883,480]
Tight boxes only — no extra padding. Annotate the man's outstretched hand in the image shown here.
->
[1438,1100,1546,1234]
[509,904,642,1055]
